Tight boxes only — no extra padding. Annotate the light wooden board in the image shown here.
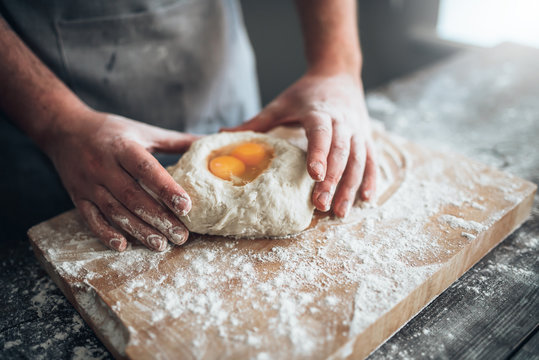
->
[28,128,536,360]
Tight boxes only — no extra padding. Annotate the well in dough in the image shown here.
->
[168,131,315,237]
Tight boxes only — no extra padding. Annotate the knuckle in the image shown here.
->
[91,185,107,202]
[306,125,331,137]
[332,141,348,153]
[324,173,341,184]
[73,198,89,213]
[110,136,130,152]
[93,191,117,215]
[77,204,93,222]
[121,186,139,204]
[132,206,152,223]
[84,153,104,172]
[102,199,117,214]
[331,114,346,126]
[136,158,155,174]
[332,144,350,161]
[350,150,365,163]
[306,109,328,120]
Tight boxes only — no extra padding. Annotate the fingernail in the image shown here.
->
[109,238,126,252]
[317,192,331,211]
[169,226,187,245]
[310,162,325,181]
[148,234,166,251]
[173,194,191,216]
[338,201,351,218]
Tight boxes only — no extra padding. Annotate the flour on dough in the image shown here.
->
[168,131,315,237]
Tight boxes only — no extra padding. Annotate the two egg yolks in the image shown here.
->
[208,142,273,184]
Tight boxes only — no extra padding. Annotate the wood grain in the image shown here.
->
[28,128,536,360]
[365,44,539,360]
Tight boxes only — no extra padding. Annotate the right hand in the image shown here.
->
[43,108,198,252]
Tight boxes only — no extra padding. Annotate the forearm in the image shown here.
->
[0,17,90,151]
[294,0,361,77]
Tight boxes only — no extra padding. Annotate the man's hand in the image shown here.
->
[44,109,197,251]
[225,0,375,217]
[224,72,376,218]
[1,17,197,251]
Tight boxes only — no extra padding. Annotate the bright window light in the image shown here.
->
[437,0,539,48]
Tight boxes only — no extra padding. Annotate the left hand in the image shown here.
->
[223,72,376,217]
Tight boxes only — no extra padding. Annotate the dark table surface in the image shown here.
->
[1,43,538,359]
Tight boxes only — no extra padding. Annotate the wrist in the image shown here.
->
[304,65,363,87]
[305,50,362,78]
[296,0,362,78]
[307,62,361,79]
[36,101,101,158]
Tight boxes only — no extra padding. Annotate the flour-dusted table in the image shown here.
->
[366,43,539,360]
[1,43,537,359]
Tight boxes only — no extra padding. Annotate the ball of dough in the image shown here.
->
[168,131,315,237]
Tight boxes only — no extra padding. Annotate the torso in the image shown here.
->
[1,0,260,133]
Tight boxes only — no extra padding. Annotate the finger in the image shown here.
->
[93,186,168,251]
[76,199,127,252]
[115,142,192,218]
[312,123,351,212]
[303,112,332,181]
[107,171,189,245]
[331,136,367,217]
[359,140,377,201]
[149,129,201,154]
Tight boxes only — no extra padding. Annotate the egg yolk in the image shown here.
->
[209,155,246,181]
[208,141,274,185]
[230,142,267,166]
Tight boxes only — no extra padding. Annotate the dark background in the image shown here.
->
[240,0,463,105]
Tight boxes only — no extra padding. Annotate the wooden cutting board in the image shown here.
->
[28,127,536,360]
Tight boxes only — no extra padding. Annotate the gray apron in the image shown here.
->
[1,0,260,134]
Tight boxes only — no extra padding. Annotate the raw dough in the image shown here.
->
[168,131,315,237]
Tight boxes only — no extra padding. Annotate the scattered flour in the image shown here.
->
[3,339,22,350]
[0,262,110,360]
[461,232,477,241]
[438,215,487,233]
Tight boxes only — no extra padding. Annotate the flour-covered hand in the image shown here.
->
[224,73,377,217]
[43,109,197,251]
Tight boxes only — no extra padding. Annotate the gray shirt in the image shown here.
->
[0,0,260,133]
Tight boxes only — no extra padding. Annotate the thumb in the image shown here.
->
[149,128,201,153]
[221,112,279,133]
